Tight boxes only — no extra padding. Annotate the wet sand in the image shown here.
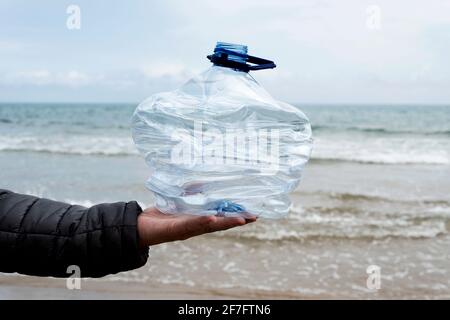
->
[0,273,312,300]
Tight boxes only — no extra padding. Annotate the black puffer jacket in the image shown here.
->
[0,189,149,278]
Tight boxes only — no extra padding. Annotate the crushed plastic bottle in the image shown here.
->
[132,42,313,218]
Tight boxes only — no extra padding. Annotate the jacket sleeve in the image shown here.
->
[0,189,149,278]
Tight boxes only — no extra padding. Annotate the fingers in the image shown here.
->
[174,215,254,241]
[245,216,257,223]
[209,216,247,232]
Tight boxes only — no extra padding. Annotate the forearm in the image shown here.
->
[0,189,149,278]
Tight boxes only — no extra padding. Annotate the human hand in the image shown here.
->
[137,207,257,247]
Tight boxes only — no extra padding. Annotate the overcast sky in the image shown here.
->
[1,0,450,104]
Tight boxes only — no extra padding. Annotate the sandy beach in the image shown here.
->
[2,233,449,299]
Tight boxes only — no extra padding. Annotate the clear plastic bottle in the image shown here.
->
[132,42,312,218]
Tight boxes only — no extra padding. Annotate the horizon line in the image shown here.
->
[1,101,450,107]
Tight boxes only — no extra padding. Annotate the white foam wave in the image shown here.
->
[217,204,450,240]
[311,136,450,165]
[0,135,138,156]
[1,133,449,165]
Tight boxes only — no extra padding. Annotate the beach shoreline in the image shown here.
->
[2,234,450,300]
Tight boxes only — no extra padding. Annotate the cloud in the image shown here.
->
[0,63,196,90]
[140,61,198,82]
[1,70,101,87]
[1,0,450,103]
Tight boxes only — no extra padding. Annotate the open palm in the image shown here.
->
[137,207,256,247]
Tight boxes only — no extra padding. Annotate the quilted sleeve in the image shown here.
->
[0,189,149,278]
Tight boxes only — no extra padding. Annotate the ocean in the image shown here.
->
[1,102,450,299]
